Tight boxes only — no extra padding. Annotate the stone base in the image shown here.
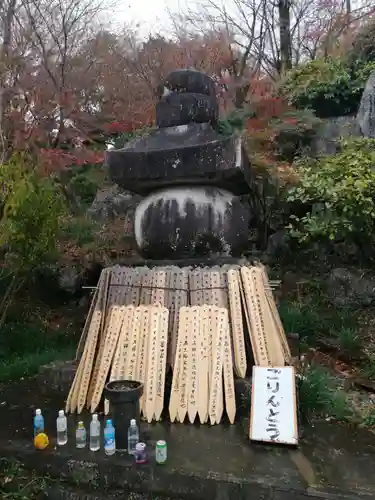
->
[1,377,374,500]
[133,186,250,259]
[106,124,251,196]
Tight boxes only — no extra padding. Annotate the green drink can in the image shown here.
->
[155,440,167,464]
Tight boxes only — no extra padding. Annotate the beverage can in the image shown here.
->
[155,440,167,464]
[135,442,147,464]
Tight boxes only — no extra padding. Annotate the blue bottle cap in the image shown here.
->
[106,419,112,426]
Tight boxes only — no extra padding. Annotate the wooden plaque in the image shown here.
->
[187,307,200,423]
[137,306,150,414]
[227,269,247,378]
[154,307,169,421]
[198,305,209,423]
[250,366,298,445]
[209,307,225,425]
[177,306,190,423]
[144,306,160,422]
[169,306,188,422]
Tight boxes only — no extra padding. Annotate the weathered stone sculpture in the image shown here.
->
[106,69,252,259]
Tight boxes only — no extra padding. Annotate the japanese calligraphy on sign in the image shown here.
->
[249,366,298,445]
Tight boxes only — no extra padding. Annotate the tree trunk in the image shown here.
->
[278,0,292,74]
[0,273,24,331]
[0,0,17,161]
[234,84,251,109]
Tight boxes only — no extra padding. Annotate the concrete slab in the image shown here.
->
[0,375,374,500]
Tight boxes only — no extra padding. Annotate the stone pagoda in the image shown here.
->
[106,69,252,260]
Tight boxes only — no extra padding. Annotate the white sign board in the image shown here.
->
[250,366,298,446]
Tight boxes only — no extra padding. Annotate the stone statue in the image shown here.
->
[106,69,252,260]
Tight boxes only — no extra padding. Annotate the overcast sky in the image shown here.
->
[111,0,182,37]
[110,0,373,39]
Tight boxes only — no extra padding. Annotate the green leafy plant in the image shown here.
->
[362,407,375,431]
[0,154,66,329]
[280,58,365,117]
[215,107,255,136]
[278,301,322,346]
[298,365,349,422]
[361,356,375,380]
[0,459,48,499]
[270,109,322,162]
[113,125,152,149]
[354,61,375,85]
[336,327,363,358]
[60,215,97,247]
[286,138,375,256]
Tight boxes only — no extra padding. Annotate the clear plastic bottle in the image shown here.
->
[89,414,100,452]
[56,410,68,446]
[127,419,139,455]
[34,409,44,438]
[76,421,86,449]
[104,419,116,456]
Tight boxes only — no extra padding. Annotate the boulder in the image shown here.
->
[58,265,80,294]
[313,116,360,155]
[357,70,375,138]
[87,185,140,222]
[265,230,291,259]
[326,267,375,307]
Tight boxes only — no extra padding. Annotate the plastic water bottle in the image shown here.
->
[127,419,139,455]
[89,414,100,452]
[56,410,68,446]
[34,409,44,437]
[104,419,116,456]
[76,421,86,449]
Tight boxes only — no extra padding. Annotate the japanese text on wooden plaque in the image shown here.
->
[249,366,298,445]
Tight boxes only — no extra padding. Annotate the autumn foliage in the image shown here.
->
[0,0,373,172]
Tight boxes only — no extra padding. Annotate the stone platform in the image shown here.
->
[0,375,374,500]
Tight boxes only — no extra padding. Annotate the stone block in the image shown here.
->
[156,92,218,128]
[162,69,217,97]
[106,123,251,196]
[133,186,250,259]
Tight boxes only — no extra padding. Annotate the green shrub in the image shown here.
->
[354,61,375,84]
[68,163,108,206]
[113,126,152,149]
[280,58,364,117]
[270,109,322,162]
[60,216,97,247]
[216,107,255,136]
[286,138,375,255]
[69,173,98,205]
[0,154,66,328]
[0,155,66,271]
